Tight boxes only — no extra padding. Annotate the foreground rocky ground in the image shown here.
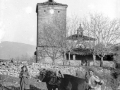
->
[0,74,47,90]
[0,61,119,90]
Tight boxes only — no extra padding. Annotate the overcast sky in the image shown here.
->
[0,0,120,45]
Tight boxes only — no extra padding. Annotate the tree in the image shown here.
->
[38,21,66,64]
[83,14,120,45]
[81,14,120,66]
[94,43,109,66]
[111,45,120,68]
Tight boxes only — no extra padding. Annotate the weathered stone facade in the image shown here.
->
[36,1,68,62]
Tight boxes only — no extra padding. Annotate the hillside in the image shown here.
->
[0,41,36,60]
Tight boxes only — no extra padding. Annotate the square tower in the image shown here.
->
[36,0,68,62]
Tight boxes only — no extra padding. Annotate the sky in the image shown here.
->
[0,0,120,45]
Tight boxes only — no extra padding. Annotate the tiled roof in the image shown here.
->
[67,48,93,55]
[66,34,96,41]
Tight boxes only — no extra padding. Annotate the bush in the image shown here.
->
[110,69,120,90]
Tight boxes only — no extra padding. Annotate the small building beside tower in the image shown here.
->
[66,24,114,66]
[66,24,96,65]
[35,0,68,62]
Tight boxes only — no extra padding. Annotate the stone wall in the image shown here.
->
[0,62,111,78]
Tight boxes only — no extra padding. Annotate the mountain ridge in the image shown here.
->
[0,41,36,60]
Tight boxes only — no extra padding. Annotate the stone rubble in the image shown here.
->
[0,61,115,90]
[0,61,111,78]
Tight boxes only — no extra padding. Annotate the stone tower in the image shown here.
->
[36,0,68,62]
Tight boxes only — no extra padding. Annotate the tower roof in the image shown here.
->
[37,0,68,7]
[66,24,96,41]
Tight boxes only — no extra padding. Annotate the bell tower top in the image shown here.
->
[77,24,84,36]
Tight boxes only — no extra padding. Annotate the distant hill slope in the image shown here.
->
[0,41,36,60]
